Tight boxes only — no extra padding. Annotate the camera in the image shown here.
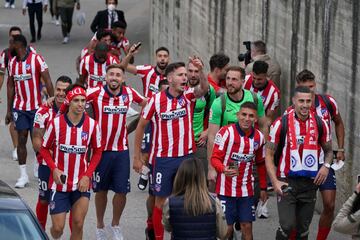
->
[238,41,252,65]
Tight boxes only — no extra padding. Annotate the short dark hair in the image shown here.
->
[9,26,22,35]
[165,62,185,77]
[106,63,125,73]
[296,69,315,84]
[252,40,266,54]
[56,76,72,85]
[240,101,257,111]
[112,21,127,30]
[155,46,169,55]
[253,61,268,75]
[65,83,86,94]
[96,29,112,41]
[105,0,117,4]
[158,79,169,89]
[12,34,27,48]
[226,66,245,80]
[293,86,311,96]
[209,53,230,71]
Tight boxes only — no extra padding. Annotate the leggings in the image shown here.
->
[58,7,74,37]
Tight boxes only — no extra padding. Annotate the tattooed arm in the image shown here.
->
[314,140,333,185]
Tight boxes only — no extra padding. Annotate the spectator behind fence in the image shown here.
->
[90,0,126,33]
[332,183,360,239]
[162,158,227,240]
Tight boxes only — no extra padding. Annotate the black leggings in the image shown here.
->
[49,0,59,19]
[58,7,74,37]
[28,2,43,39]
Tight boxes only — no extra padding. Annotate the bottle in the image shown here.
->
[137,165,150,190]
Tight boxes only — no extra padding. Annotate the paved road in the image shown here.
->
[0,1,347,239]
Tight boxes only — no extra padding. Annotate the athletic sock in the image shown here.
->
[147,217,154,230]
[152,207,164,240]
[20,164,27,178]
[317,226,331,240]
[289,229,297,240]
[36,199,48,230]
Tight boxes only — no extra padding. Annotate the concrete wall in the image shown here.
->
[150,0,360,206]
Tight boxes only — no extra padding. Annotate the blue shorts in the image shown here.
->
[38,164,51,202]
[319,166,336,191]
[49,190,90,215]
[92,150,130,193]
[141,122,152,153]
[148,164,154,196]
[153,154,192,197]
[12,109,37,131]
[218,195,256,225]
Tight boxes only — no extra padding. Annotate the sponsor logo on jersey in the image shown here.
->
[59,144,86,154]
[103,105,128,114]
[90,74,105,82]
[296,136,305,145]
[149,84,159,93]
[160,108,187,120]
[231,153,255,162]
[14,74,32,81]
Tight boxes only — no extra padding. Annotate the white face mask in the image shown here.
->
[107,4,116,11]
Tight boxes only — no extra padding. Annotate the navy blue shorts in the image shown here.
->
[12,109,37,131]
[49,190,90,215]
[153,154,192,197]
[141,122,152,153]
[319,166,336,191]
[218,195,256,225]
[148,164,154,196]
[92,150,130,193]
[38,164,51,202]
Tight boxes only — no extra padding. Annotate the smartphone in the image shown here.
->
[357,175,360,184]
[60,175,67,184]
[281,185,292,193]
[333,150,338,159]
[134,42,142,50]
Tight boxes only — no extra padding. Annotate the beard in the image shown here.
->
[227,85,241,94]
[157,62,167,70]
[188,78,199,87]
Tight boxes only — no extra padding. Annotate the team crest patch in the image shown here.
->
[178,97,186,106]
[81,131,89,141]
[260,95,265,102]
[254,141,259,149]
[214,133,223,145]
[304,154,316,167]
[154,184,161,192]
[49,201,55,210]
[25,64,31,70]
[122,94,129,104]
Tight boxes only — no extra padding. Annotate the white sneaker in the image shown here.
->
[96,228,107,240]
[62,36,69,44]
[12,148,18,161]
[15,176,29,188]
[4,2,10,8]
[56,20,60,26]
[33,162,39,178]
[107,225,124,240]
[10,4,15,9]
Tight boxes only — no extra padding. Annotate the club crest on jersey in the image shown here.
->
[160,108,187,120]
[304,154,316,167]
[25,64,31,70]
[178,97,186,106]
[121,94,129,104]
[81,131,89,141]
[231,153,254,162]
[254,141,259,149]
[260,95,265,102]
[103,105,128,114]
[59,144,86,154]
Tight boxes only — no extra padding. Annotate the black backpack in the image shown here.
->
[273,113,324,166]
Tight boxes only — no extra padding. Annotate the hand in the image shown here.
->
[128,43,140,56]
[314,165,329,185]
[133,155,143,173]
[53,168,64,185]
[223,166,238,177]
[22,8,26,16]
[207,166,217,182]
[78,176,90,192]
[76,2,80,10]
[260,190,268,203]
[189,56,204,71]
[5,111,12,125]
[196,130,208,147]
[273,180,288,196]
[336,151,345,162]
[43,4,48,13]
[45,96,55,107]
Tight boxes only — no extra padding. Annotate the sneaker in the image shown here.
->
[33,161,39,178]
[15,176,29,188]
[55,20,60,26]
[145,228,155,240]
[62,36,69,44]
[4,2,10,8]
[107,225,124,240]
[10,4,15,9]
[95,228,107,240]
[12,148,18,161]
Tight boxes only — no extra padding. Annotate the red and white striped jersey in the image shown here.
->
[244,74,280,112]
[80,47,90,59]
[212,124,265,197]
[87,85,144,151]
[136,65,166,98]
[1,46,36,70]
[269,114,331,178]
[8,51,48,111]
[42,114,102,192]
[34,104,60,165]
[142,88,196,159]
[80,53,119,88]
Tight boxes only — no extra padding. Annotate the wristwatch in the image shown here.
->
[323,163,331,169]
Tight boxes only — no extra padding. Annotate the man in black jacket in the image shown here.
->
[91,0,126,33]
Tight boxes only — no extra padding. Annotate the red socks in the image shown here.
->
[289,229,297,240]
[152,207,164,240]
[317,227,331,240]
[36,200,48,230]
[147,217,154,230]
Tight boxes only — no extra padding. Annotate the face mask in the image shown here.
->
[107,4,116,11]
